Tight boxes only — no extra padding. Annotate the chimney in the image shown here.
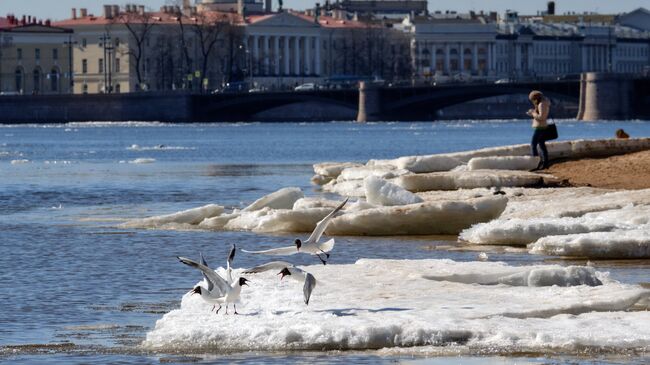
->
[183,0,191,9]
[237,0,244,16]
[80,8,88,17]
[265,0,272,13]
[138,5,145,15]
[104,5,113,19]
[112,5,120,17]
[21,15,26,25]
[547,1,556,16]
[28,15,32,23]
[45,19,51,26]
[71,8,77,20]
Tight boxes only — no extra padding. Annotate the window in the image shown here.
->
[53,49,58,60]
[15,68,23,91]
[82,38,87,47]
[99,59,104,73]
[82,84,88,94]
[33,68,41,92]
[50,68,59,92]
[115,83,121,93]
[115,38,120,47]
[35,48,40,60]
[17,48,22,60]
[82,59,87,74]
[115,58,121,73]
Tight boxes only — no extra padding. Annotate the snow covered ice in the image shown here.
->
[364,176,423,206]
[143,259,650,353]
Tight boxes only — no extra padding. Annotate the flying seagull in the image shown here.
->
[242,197,348,264]
[178,254,249,315]
[242,261,317,305]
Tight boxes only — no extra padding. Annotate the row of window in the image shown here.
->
[81,83,121,94]
[81,58,121,74]
[616,46,649,58]
[80,37,121,48]
[14,67,62,93]
[14,48,58,60]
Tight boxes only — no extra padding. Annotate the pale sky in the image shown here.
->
[0,0,648,21]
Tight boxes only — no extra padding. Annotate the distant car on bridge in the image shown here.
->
[294,83,316,91]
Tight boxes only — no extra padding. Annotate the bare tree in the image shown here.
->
[111,7,158,90]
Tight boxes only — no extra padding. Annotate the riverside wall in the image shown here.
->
[0,93,193,123]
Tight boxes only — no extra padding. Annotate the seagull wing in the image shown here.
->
[226,243,236,285]
[303,273,317,305]
[306,197,348,244]
[241,246,298,256]
[241,261,294,274]
[177,256,230,296]
[316,238,335,253]
[199,252,214,291]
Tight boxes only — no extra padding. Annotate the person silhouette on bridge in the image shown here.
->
[527,90,551,171]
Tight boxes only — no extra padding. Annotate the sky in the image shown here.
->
[0,0,648,21]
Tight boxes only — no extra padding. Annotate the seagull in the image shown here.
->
[242,197,348,265]
[178,255,249,315]
[242,261,317,305]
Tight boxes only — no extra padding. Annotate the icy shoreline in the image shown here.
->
[142,259,650,353]
[122,137,650,259]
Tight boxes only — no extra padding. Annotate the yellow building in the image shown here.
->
[0,16,72,94]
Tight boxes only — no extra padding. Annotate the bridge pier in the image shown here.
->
[356,81,382,122]
[577,72,633,121]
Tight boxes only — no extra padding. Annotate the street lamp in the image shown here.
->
[100,33,114,93]
[63,35,77,93]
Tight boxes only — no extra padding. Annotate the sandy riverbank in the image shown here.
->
[548,149,650,190]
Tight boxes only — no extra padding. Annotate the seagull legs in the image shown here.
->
[234,304,239,315]
[215,304,222,314]
[316,253,327,265]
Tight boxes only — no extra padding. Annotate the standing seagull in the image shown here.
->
[178,255,249,315]
[242,261,317,305]
[242,197,348,264]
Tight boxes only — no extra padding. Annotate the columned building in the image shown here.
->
[396,16,497,81]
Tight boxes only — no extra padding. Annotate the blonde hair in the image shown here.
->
[529,90,543,103]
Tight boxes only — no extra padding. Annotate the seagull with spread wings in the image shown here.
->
[242,197,348,265]
[242,261,317,305]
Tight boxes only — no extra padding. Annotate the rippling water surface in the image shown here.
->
[1,120,649,364]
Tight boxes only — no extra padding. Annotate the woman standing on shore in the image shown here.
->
[527,90,551,170]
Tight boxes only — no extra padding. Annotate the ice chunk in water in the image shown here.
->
[122,204,224,228]
[243,187,304,211]
[529,230,650,259]
[364,176,423,206]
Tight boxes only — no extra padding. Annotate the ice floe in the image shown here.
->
[143,259,650,353]
[128,158,156,164]
[529,230,650,259]
[121,204,224,228]
[327,196,507,235]
[242,187,303,211]
[396,170,546,192]
[364,176,423,206]
[467,156,539,171]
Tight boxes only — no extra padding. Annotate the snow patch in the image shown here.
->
[396,170,545,192]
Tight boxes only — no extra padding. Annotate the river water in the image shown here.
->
[1,120,649,364]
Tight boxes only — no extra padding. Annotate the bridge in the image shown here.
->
[0,73,647,123]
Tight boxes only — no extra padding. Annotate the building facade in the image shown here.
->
[0,17,72,94]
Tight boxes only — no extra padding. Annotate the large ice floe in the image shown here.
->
[142,259,650,353]
[458,189,650,259]
[123,184,504,235]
